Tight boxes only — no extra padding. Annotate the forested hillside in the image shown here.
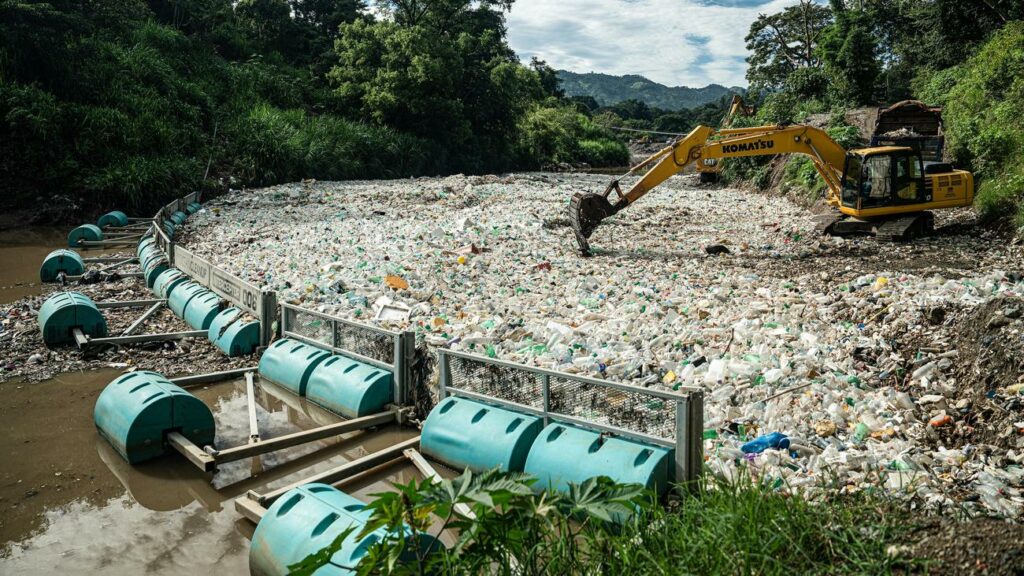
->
[724,0,1024,228]
[556,71,740,110]
[0,0,628,220]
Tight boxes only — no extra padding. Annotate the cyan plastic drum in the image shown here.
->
[39,249,84,282]
[183,291,220,330]
[421,396,543,473]
[97,211,129,228]
[524,423,673,497]
[249,484,439,576]
[142,256,169,288]
[67,224,103,248]
[137,236,157,259]
[93,370,215,464]
[306,355,393,419]
[152,269,188,299]
[168,282,207,318]
[258,338,330,396]
[38,291,107,345]
[170,211,187,226]
[139,245,164,269]
[186,202,202,214]
[207,308,260,357]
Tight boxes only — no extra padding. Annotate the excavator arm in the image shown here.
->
[570,124,849,255]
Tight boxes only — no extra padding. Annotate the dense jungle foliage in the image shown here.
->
[0,0,628,219]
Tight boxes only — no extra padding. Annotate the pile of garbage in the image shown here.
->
[0,272,252,382]
[181,173,1024,518]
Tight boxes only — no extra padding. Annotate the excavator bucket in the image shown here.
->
[569,192,616,256]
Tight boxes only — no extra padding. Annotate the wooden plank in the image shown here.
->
[404,449,475,519]
[166,432,216,472]
[87,330,206,345]
[234,495,268,523]
[121,302,163,336]
[245,372,260,443]
[257,436,419,505]
[96,299,166,309]
[212,411,396,464]
[170,367,257,388]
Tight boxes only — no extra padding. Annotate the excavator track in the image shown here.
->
[875,211,934,242]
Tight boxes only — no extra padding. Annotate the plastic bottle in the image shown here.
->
[741,432,790,454]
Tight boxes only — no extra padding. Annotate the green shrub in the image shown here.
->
[936,22,1024,225]
[577,138,630,167]
[291,470,915,576]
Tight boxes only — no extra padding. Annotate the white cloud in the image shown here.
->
[506,0,809,88]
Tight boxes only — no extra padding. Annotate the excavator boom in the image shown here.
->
[570,124,848,255]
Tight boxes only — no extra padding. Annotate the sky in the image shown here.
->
[506,0,809,88]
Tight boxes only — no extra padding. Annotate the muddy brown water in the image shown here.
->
[0,227,124,304]
[0,227,72,304]
[0,370,425,575]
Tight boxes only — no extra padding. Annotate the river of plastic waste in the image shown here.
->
[181,173,1024,518]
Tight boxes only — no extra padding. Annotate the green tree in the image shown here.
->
[530,57,564,99]
[819,1,881,105]
[745,0,832,90]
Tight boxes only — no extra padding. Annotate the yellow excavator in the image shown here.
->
[695,95,757,183]
[570,123,974,255]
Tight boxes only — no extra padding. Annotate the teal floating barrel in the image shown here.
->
[137,237,157,259]
[524,423,673,497]
[38,291,107,345]
[162,220,175,237]
[67,224,103,247]
[306,355,393,419]
[170,211,187,226]
[168,281,207,317]
[207,308,260,357]
[93,370,215,464]
[97,211,129,228]
[153,269,188,299]
[249,484,440,576]
[142,256,169,288]
[186,202,202,214]
[258,338,330,396]
[183,291,220,330]
[39,249,84,282]
[421,397,543,473]
[139,245,163,269]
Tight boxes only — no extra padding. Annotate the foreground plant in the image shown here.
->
[290,469,917,575]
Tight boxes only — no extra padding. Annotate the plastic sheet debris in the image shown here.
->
[741,432,790,454]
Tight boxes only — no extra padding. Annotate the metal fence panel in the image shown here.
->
[153,222,172,259]
[209,265,262,317]
[173,245,211,285]
[282,304,398,367]
[437,348,704,486]
[281,303,413,406]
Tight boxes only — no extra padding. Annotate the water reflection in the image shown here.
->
[5,374,426,574]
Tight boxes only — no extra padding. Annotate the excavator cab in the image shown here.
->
[839,147,927,211]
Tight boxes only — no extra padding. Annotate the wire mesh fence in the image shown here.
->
[281,303,402,368]
[547,373,676,441]
[440,349,694,445]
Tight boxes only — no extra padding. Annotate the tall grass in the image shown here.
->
[293,471,918,576]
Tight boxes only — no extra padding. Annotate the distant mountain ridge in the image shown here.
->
[557,70,743,111]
